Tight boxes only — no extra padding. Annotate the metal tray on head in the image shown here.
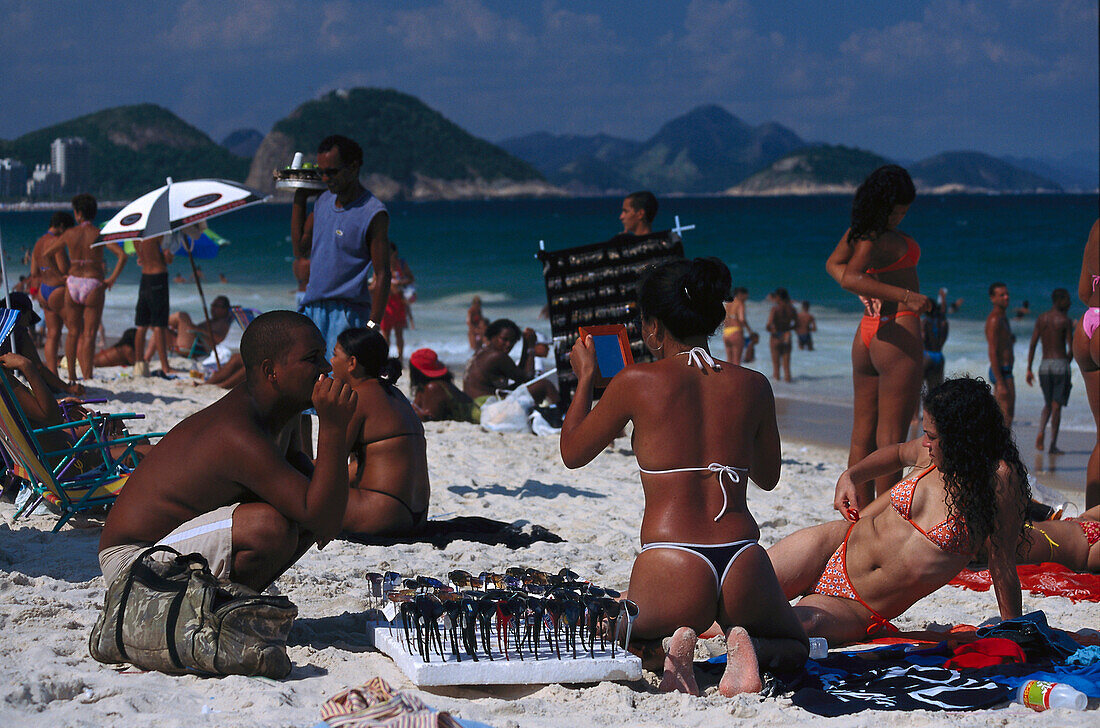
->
[275,178,327,191]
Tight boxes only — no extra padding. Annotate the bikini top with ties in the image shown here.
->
[865,234,920,276]
[890,465,970,554]
[636,347,749,522]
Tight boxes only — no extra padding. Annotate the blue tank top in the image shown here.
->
[301,189,387,307]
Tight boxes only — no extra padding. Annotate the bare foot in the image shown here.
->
[659,627,700,695]
[719,627,762,697]
[1049,444,1063,454]
[1036,431,1045,451]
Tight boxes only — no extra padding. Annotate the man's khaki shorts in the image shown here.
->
[98,503,239,588]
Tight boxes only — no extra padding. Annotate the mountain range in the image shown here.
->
[2,92,1094,202]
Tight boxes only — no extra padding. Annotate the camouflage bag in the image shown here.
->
[89,546,297,678]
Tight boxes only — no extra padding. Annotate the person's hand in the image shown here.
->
[104,276,117,290]
[1025,370,1034,386]
[900,291,931,313]
[833,469,862,521]
[294,188,323,204]
[522,328,537,347]
[0,352,31,371]
[312,375,357,429]
[569,335,597,382]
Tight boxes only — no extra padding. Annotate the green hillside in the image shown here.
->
[0,104,249,199]
[734,145,890,192]
[270,88,541,182]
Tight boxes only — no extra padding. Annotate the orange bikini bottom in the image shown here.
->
[858,310,919,348]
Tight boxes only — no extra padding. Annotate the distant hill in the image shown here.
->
[247,88,553,200]
[220,128,264,158]
[0,104,249,199]
[909,152,1062,193]
[1000,154,1098,192]
[729,145,891,195]
[501,105,805,194]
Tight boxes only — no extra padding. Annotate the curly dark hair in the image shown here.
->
[848,165,915,244]
[923,377,1029,550]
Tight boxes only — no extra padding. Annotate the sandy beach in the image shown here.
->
[1,365,1097,727]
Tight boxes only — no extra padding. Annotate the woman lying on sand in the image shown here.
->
[330,328,430,536]
[1016,505,1100,573]
[768,377,1029,644]
[560,257,808,697]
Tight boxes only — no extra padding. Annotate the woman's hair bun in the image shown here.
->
[682,257,733,314]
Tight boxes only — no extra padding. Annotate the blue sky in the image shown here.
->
[2,1,1096,161]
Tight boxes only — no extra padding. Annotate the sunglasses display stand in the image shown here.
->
[371,626,642,687]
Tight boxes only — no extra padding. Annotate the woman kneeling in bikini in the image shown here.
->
[560,257,809,697]
[768,377,1030,645]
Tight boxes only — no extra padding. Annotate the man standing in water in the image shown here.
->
[1026,288,1075,452]
[290,135,390,357]
[619,191,658,237]
[986,282,1016,426]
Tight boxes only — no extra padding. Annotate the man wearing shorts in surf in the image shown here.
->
[1026,288,1074,453]
[986,282,1016,426]
[132,236,173,376]
[98,311,357,591]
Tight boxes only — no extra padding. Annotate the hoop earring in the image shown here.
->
[647,336,662,351]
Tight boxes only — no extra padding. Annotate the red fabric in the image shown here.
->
[943,637,1027,669]
[948,563,1100,603]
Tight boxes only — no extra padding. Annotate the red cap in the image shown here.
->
[409,348,448,378]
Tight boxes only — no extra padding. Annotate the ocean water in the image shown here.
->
[2,194,1097,430]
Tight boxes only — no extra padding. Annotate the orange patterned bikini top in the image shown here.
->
[890,465,970,554]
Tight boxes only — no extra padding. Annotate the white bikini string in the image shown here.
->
[638,462,746,521]
[676,346,721,370]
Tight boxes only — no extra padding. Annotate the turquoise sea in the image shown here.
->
[1,194,1097,430]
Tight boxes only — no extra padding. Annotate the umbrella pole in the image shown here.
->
[0,225,15,353]
[186,246,221,369]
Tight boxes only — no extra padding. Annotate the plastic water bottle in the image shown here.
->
[1017,680,1087,711]
[808,637,828,660]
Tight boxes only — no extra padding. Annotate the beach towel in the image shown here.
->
[790,663,1010,716]
[949,562,1100,602]
[340,516,563,550]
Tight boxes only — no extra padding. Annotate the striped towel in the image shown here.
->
[319,677,460,728]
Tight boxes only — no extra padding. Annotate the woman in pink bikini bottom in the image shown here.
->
[767,377,1030,645]
[1072,219,1099,509]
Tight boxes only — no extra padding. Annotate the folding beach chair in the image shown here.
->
[0,371,162,532]
[230,306,261,331]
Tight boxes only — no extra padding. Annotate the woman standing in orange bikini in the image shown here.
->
[1073,219,1099,508]
[827,166,931,506]
[768,377,1030,644]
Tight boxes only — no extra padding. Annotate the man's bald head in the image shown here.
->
[240,310,321,385]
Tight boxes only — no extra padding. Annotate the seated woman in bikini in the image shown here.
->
[767,377,1029,644]
[560,257,808,697]
[330,327,430,536]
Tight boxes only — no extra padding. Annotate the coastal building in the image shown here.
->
[27,164,61,198]
[0,158,28,198]
[51,136,90,193]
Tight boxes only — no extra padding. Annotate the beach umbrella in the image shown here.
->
[95,178,269,367]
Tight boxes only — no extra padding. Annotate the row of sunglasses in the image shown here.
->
[365,568,639,663]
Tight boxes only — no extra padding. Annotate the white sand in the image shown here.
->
[1,368,1096,727]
